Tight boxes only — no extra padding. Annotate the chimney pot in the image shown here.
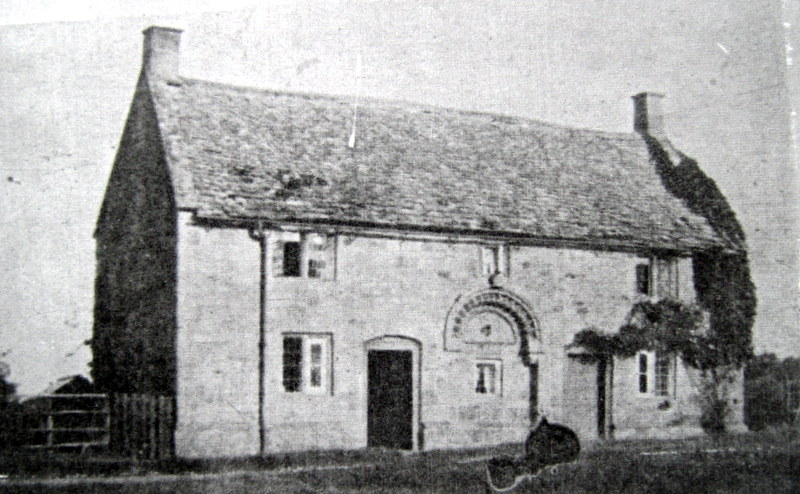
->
[142,26,183,82]
[632,92,666,136]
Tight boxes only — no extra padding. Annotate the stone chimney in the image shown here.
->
[142,26,183,82]
[632,92,666,136]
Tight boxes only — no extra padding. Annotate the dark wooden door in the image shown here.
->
[367,350,413,449]
[597,358,607,437]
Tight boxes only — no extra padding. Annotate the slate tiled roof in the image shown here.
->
[149,77,724,252]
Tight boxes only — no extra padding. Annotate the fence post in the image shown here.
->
[105,393,175,460]
[45,411,54,448]
[148,395,156,460]
[157,396,170,459]
[165,396,174,458]
[136,394,144,459]
[124,394,132,457]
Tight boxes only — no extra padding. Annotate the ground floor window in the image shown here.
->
[282,334,332,394]
[638,352,649,393]
[475,360,502,396]
[654,353,671,397]
[637,351,673,397]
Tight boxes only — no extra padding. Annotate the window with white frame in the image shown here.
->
[654,352,672,397]
[637,351,673,397]
[282,334,332,394]
[273,232,335,279]
[653,258,679,298]
[475,360,502,396]
[635,257,679,298]
[480,245,508,277]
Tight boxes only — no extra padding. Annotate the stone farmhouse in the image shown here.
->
[93,27,745,458]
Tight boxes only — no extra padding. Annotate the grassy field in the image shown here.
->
[1,427,798,493]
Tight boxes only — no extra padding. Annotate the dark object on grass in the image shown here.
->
[486,416,580,492]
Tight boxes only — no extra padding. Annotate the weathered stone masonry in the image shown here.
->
[172,210,706,456]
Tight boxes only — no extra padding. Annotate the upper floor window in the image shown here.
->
[273,232,335,279]
[635,263,650,296]
[282,241,302,277]
[480,245,509,277]
[635,257,678,298]
[653,258,679,299]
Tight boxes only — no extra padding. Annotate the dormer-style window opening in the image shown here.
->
[480,245,509,277]
[273,232,335,280]
[635,257,678,298]
[635,263,650,295]
[283,242,302,277]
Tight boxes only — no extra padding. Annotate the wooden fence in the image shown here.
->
[19,393,175,459]
[110,394,174,460]
[23,394,110,452]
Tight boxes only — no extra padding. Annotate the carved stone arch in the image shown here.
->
[444,288,539,363]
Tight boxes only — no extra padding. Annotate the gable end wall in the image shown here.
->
[92,74,178,395]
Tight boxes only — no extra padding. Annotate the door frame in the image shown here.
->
[364,335,422,451]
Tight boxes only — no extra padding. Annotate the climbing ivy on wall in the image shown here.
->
[570,299,739,433]
[571,299,706,365]
[570,137,757,433]
[643,136,756,369]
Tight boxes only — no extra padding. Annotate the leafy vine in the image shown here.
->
[570,298,743,433]
[570,299,707,366]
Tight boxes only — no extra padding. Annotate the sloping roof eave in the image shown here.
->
[189,212,723,254]
[150,77,727,253]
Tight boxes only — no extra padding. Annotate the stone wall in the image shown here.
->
[92,74,177,395]
[173,218,722,457]
[174,213,261,457]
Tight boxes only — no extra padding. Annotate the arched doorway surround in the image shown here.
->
[443,288,540,365]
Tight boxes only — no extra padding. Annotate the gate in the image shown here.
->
[23,393,110,452]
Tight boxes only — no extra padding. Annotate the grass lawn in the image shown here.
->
[1,427,798,493]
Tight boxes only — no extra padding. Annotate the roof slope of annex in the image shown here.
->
[147,77,724,252]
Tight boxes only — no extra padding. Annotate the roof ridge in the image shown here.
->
[173,76,639,141]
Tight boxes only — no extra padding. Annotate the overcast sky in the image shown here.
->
[1,0,798,394]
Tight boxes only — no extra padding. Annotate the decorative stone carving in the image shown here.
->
[444,289,538,359]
